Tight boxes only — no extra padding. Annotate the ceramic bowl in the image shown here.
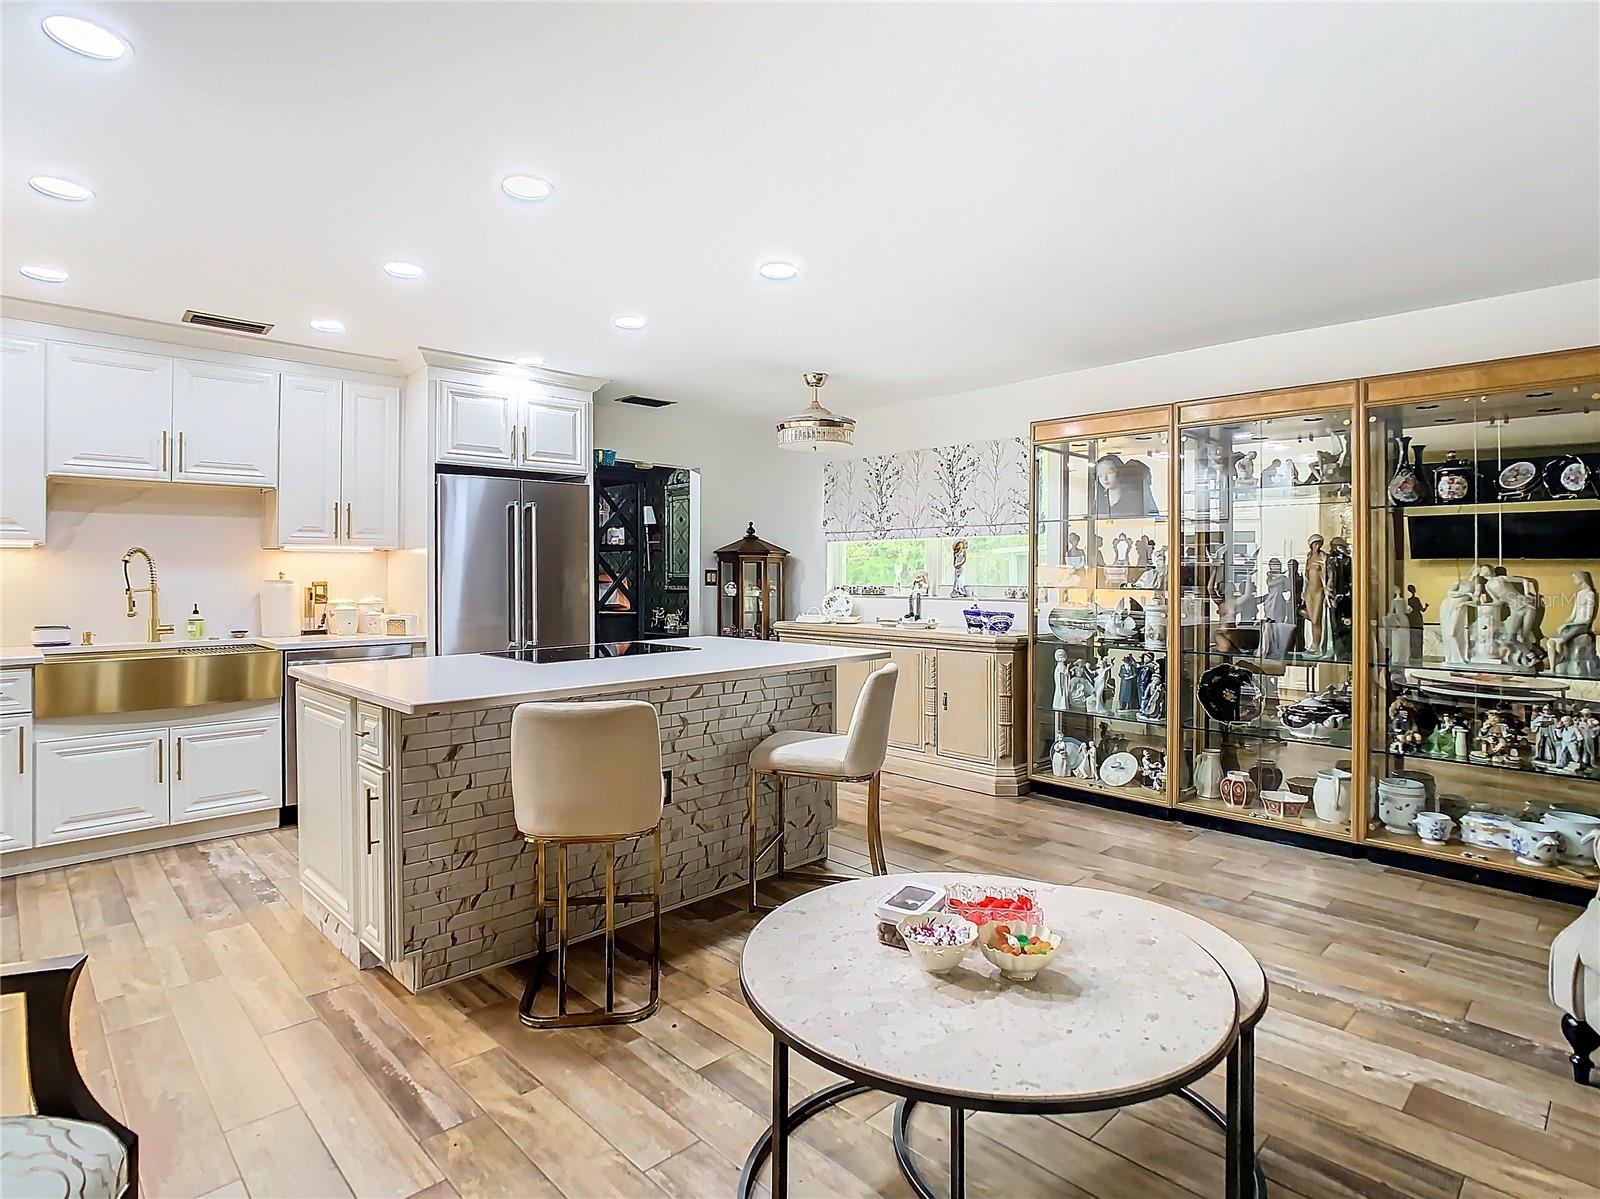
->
[1260,790,1308,820]
[978,921,1058,980]
[897,912,979,975]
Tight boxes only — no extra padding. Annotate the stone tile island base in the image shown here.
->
[388,668,834,991]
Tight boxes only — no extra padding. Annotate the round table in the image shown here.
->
[737,873,1267,1199]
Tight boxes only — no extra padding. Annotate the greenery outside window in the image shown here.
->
[826,534,1029,597]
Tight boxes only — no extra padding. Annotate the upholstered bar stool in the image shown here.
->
[511,699,664,1029]
[747,662,898,911]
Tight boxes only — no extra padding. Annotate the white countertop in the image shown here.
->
[289,637,886,715]
[0,632,425,668]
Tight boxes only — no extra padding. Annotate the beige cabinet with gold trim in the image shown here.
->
[776,623,1027,796]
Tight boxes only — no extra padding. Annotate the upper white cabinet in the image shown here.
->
[270,376,400,548]
[435,379,590,475]
[46,343,279,487]
[0,335,46,545]
[436,378,520,469]
[46,343,173,481]
[172,359,279,486]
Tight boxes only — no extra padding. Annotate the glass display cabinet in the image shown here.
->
[1364,351,1600,885]
[1029,408,1176,806]
[1173,383,1363,838]
[714,524,788,639]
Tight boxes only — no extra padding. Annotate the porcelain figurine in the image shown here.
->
[1481,565,1546,670]
[1050,737,1070,777]
[949,539,970,599]
[1092,655,1115,714]
[1215,579,1263,653]
[1382,587,1412,665]
[1233,450,1258,482]
[1473,709,1520,766]
[1301,534,1328,656]
[1115,654,1140,713]
[1260,458,1289,487]
[1425,712,1462,758]
[1194,749,1224,800]
[1072,738,1098,781]
[1326,538,1354,660]
[1140,749,1166,791]
[1052,648,1069,711]
[1065,660,1093,710]
[1581,708,1599,766]
[1064,531,1087,569]
[1388,696,1425,755]
[1554,716,1588,773]
[1263,561,1295,660]
[1140,670,1166,721]
[1530,704,1560,764]
[1550,570,1599,677]
[1438,572,1478,666]
[1220,770,1254,809]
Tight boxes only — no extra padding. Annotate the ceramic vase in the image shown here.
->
[1377,779,1425,834]
[1508,822,1561,867]
[1412,812,1454,845]
[1220,770,1254,809]
[1388,435,1425,505]
[1194,749,1224,801]
[1311,768,1351,824]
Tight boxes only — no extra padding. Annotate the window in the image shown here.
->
[826,534,1029,597]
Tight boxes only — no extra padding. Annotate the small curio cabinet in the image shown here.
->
[715,524,788,639]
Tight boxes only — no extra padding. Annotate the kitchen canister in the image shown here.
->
[357,596,386,634]
[327,600,360,636]
[260,574,298,638]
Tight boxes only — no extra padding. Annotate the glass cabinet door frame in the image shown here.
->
[1029,404,1180,807]
[1361,346,1600,885]
[1174,380,1367,841]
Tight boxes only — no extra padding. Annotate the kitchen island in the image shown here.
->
[288,637,886,991]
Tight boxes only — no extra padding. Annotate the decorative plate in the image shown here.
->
[1099,751,1139,787]
[820,588,856,620]
[1196,662,1264,724]
[1545,454,1591,497]
[1498,460,1537,493]
[1056,737,1085,772]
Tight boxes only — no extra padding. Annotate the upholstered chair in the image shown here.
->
[1549,894,1600,1085]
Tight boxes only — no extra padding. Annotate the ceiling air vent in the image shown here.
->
[181,309,274,335]
[612,394,675,408]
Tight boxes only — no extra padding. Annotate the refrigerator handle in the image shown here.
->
[507,502,522,648]
[523,501,539,646]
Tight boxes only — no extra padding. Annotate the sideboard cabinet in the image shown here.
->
[774,623,1029,796]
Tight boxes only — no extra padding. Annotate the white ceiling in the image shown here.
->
[3,3,1597,416]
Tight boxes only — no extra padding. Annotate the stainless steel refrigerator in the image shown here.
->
[435,471,592,655]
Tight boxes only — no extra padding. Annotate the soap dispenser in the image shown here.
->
[187,604,205,640]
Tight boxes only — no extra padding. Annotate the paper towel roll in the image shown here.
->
[260,577,298,638]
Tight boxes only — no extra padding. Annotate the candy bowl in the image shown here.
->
[897,912,979,975]
[945,884,1040,934]
[978,921,1059,980]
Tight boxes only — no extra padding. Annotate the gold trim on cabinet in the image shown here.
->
[175,735,184,782]
[1364,346,1600,407]
[177,430,186,472]
[160,430,168,472]
[1030,404,1170,444]
[1177,380,1358,427]
[346,503,353,539]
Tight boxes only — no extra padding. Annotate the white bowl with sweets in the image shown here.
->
[897,911,979,974]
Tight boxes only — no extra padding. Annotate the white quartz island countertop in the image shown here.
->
[288,636,885,715]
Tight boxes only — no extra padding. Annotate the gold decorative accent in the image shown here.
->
[777,371,855,452]
[35,646,281,719]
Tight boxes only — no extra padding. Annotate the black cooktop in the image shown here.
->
[482,641,700,664]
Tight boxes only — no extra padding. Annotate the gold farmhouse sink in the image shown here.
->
[35,645,281,718]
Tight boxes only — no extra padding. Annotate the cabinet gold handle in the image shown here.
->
[334,503,340,539]
[521,425,529,459]
[156,738,164,783]
[175,736,183,782]
[346,503,353,539]
[160,430,168,472]
[177,430,185,472]
[15,726,22,776]
[364,787,377,853]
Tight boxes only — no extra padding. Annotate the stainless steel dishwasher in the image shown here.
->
[282,641,419,812]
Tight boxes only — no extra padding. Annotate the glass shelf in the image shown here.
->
[1182,720,1353,750]
[1177,793,1355,841]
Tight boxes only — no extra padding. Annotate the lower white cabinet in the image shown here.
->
[171,717,281,824]
[296,687,356,929]
[0,715,32,852]
[35,729,169,845]
[357,759,387,955]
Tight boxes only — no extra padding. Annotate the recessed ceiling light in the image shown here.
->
[18,265,68,283]
[41,14,128,60]
[383,261,425,280]
[309,318,345,334]
[512,354,544,367]
[501,175,553,201]
[612,314,647,331]
[758,261,799,281]
[28,175,94,202]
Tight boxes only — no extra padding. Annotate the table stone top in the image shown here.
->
[740,873,1241,1107]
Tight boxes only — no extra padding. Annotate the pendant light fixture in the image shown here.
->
[776,372,855,452]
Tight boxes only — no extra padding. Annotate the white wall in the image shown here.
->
[593,400,820,635]
[802,279,1600,621]
[0,480,391,645]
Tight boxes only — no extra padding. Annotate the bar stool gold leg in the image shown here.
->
[866,773,886,876]
[604,842,616,1012]
[556,844,569,1019]
[748,769,762,913]
[775,775,786,876]
[650,826,663,1010]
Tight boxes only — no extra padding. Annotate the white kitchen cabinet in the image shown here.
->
[436,379,519,468]
[522,391,590,473]
[46,342,173,481]
[0,335,46,545]
[0,715,32,852]
[34,728,169,845]
[273,374,344,544]
[170,716,281,825]
[172,359,279,486]
[296,687,356,929]
[356,758,387,955]
[341,382,401,546]
[270,376,398,548]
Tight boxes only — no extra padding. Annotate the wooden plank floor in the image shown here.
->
[4,776,1597,1198]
